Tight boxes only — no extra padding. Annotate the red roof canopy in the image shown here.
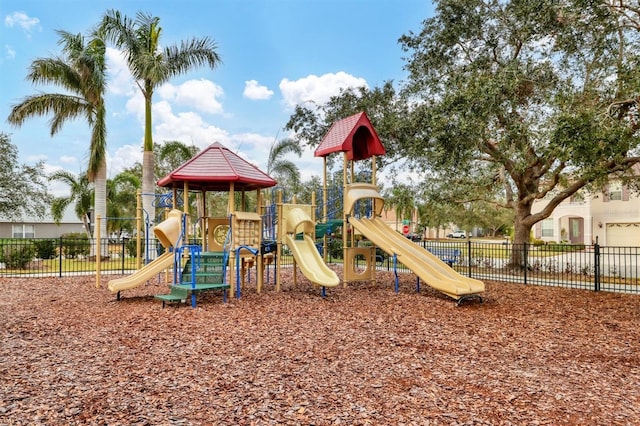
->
[314,111,385,160]
[157,142,277,192]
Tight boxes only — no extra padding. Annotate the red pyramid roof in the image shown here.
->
[314,111,385,160]
[157,142,277,192]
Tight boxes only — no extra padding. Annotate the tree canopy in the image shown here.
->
[7,29,108,241]
[286,0,640,266]
[0,133,51,221]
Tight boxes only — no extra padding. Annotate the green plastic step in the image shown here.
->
[171,283,230,291]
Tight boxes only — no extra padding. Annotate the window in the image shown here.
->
[541,219,554,237]
[608,182,623,201]
[12,224,35,238]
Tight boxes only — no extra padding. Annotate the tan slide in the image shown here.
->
[349,216,484,301]
[108,209,183,294]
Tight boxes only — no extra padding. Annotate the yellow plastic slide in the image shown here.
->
[107,251,175,293]
[349,217,484,300]
[284,234,340,287]
[108,209,183,294]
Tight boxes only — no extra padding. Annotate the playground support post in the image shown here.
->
[342,153,348,287]
[136,190,142,269]
[276,189,283,292]
[323,156,328,263]
[96,215,102,288]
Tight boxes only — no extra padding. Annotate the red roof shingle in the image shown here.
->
[314,111,385,160]
[157,142,277,192]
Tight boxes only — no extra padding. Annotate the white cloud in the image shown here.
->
[279,72,368,109]
[105,47,136,96]
[158,79,224,115]
[124,91,145,121]
[152,100,230,149]
[59,155,78,165]
[229,132,275,170]
[26,154,47,163]
[5,44,15,59]
[4,11,40,34]
[108,144,142,178]
[42,164,72,197]
[106,51,225,117]
[243,80,274,100]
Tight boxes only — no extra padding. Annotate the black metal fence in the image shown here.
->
[0,237,639,295]
[0,236,160,277]
[373,240,640,295]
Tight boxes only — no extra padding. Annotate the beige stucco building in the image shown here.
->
[532,182,640,246]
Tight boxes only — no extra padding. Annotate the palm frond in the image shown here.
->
[165,37,222,77]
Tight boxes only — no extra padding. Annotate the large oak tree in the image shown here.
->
[288,0,640,267]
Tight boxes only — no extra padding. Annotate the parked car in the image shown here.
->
[447,230,467,238]
[406,233,422,242]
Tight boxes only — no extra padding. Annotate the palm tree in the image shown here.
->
[100,10,221,223]
[7,29,108,244]
[384,184,416,232]
[267,138,303,191]
[107,170,141,233]
[49,170,93,235]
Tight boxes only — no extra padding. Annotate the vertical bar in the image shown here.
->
[59,237,63,277]
[95,215,101,288]
[523,242,528,285]
[393,254,399,293]
[594,241,600,292]
[136,189,142,270]
[467,238,472,278]
[121,237,126,274]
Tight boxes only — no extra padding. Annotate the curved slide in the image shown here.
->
[108,209,183,294]
[283,206,339,288]
[284,234,340,287]
[349,216,484,300]
[107,251,174,293]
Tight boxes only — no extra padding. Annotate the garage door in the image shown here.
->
[606,223,640,246]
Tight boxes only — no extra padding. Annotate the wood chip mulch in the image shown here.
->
[1,268,639,425]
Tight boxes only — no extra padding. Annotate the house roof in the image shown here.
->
[0,204,82,224]
[314,111,386,160]
[157,142,277,192]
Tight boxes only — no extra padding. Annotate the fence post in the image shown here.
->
[523,243,528,285]
[467,238,472,278]
[95,215,101,288]
[59,237,63,277]
[121,238,126,274]
[594,240,601,292]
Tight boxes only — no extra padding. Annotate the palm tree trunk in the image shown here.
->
[93,160,108,256]
[142,150,156,225]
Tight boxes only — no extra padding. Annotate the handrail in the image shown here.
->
[235,245,258,299]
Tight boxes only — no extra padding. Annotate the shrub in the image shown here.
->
[126,237,144,258]
[2,242,36,269]
[328,237,343,260]
[62,233,90,259]
[546,242,585,252]
[33,239,57,259]
[531,238,545,246]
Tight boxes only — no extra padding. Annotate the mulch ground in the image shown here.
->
[1,268,639,425]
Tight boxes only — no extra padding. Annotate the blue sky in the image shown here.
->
[1,0,433,195]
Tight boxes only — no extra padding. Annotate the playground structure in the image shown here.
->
[276,191,340,291]
[312,111,484,303]
[103,142,340,306]
[102,112,484,306]
[106,209,181,296]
